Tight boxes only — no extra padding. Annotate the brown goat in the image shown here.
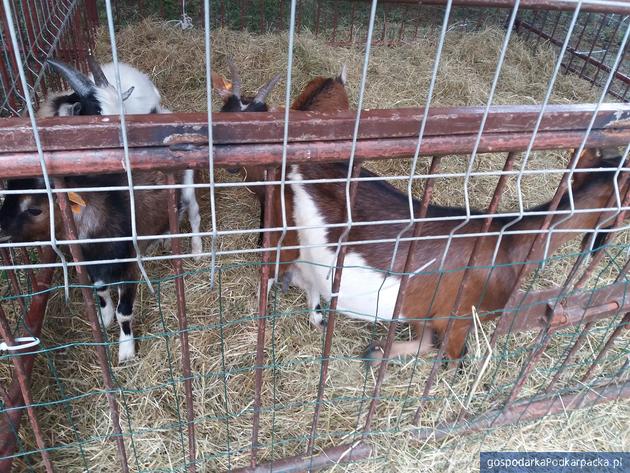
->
[213,64,627,364]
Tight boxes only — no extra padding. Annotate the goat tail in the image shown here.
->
[337,64,347,85]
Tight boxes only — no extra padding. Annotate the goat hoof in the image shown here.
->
[191,238,203,261]
[118,340,136,365]
[363,341,385,367]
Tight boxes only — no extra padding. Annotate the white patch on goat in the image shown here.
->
[95,62,162,115]
[19,197,32,213]
[96,285,115,328]
[289,167,403,325]
[116,311,135,364]
[94,86,124,116]
[182,170,202,259]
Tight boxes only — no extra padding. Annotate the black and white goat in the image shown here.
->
[40,55,167,117]
[0,172,199,363]
[0,57,202,363]
[39,55,201,257]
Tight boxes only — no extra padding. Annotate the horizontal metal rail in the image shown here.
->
[1,104,628,153]
[0,105,629,178]
[412,379,630,441]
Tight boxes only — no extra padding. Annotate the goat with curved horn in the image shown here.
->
[254,73,282,104]
[87,53,110,87]
[47,58,94,97]
[226,58,242,99]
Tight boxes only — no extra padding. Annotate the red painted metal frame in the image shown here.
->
[412,379,630,441]
[166,173,197,473]
[0,248,55,471]
[52,179,130,472]
[0,105,629,178]
[0,0,99,117]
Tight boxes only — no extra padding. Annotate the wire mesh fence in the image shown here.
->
[1,0,630,472]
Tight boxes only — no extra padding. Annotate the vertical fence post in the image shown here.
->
[52,179,131,473]
[166,173,198,473]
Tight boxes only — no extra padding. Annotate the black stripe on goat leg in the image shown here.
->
[116,281,137,364]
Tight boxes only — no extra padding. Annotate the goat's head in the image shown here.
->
[0,179,91,242]
[46,54,134,116]
[212,60,281,175]
[212,59,281,113]
[0,179,58,242]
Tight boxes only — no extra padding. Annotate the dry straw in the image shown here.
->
[2,18,628,473]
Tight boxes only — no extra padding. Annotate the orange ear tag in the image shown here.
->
[68,192,86,214]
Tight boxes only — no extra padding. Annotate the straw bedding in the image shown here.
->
[2,19,628,472]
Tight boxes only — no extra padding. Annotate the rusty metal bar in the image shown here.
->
[0,306,54,472]
[450,152,517,420]
[501,282,630,335]
[506,328,555,405]
[305,162,362,457]
[166,173,197,473]
[52,178,130,473]
[412,379,630,441]
[565,12,592,73]
[0,248,55,470]
[580,312,630,383]
[579,14,609,78]
[3,104,628,153]
[231,441,372,473]
[3,132,630,181]
[250,167,276,466]
[362,157,442,433]
[515,19,630,90]
[591,15,624,87]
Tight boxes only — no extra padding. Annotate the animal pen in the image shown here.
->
[1,0,630,471]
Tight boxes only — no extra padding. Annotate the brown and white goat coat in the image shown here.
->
[213,64,627,364]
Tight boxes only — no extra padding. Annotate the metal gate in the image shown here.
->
[1,1,629,472]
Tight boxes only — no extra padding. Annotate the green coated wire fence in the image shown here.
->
[1,239,629,471]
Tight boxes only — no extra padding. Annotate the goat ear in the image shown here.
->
[121,86,134,101]
[68,192,86,214]
[211,71,233,100]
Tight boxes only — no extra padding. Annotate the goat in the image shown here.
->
[214,65,627,365]
[0,171,199,363]
[40,55,202,257]
[41,55,164,117]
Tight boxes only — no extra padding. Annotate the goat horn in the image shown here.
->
[87,53,109,87]
[226,58,241,99]
[47,58,94,97]
[253,73,281,104]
